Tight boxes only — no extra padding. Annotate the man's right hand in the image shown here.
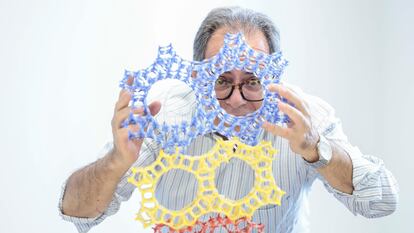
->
[110,77,161,168]
[61,77,161,218]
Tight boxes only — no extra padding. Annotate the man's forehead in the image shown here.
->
[205,29,270,59]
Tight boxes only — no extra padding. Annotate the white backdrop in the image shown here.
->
[0,0,412,232]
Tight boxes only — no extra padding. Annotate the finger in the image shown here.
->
[148,100,162,116]
[268,84,307,115]
[125,124,141,134]
[287,120,294,128]
[277,101,304,127]
[117,102,162,142]
[262,121,291,139]
[118,76,135,97]
[114,100,161,129]
[117,118,149,142]
[114,91,132,112]
[113,107,145,129]
[116,74,135,110]
[126,76,134,86]
[117,122,144,136]
[118,126,143,141]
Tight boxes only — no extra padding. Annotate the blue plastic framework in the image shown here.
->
[120,33,288,152]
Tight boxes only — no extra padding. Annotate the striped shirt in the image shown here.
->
[59,82,399,233]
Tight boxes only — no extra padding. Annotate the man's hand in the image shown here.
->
[262,84,320,162]
[62,78,161,218]
[110,77,161,168]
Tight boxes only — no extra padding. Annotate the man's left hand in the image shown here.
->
[262,84,320,162]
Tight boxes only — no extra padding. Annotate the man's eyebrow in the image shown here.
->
[220,71,255,75]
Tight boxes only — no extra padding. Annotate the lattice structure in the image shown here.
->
[153,215,264,233]
[128,138,285,229]
[120,33,288,152]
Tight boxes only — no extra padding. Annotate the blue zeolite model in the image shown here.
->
[120,33,288,152]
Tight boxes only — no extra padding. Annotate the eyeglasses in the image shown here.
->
[214,76,264,102]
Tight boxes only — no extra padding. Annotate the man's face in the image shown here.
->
[204,27,270,116]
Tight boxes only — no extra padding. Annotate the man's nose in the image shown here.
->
[225,86,246,107]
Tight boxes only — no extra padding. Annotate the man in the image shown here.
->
[59,7,399,233]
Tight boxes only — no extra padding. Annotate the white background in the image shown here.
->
[0,0,413,232]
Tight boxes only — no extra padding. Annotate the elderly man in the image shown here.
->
[59,6,398,233]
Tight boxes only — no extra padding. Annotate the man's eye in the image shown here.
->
[216,77,230,85]
[247,78,261,86]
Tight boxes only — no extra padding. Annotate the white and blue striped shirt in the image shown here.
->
[59,82,399,233]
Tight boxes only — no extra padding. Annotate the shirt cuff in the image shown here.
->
[317,144,384,214]
[58,179,120,233]
[57,142,120,233]
[346,145,384,201]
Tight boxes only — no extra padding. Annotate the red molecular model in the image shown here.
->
[153,215,264,233]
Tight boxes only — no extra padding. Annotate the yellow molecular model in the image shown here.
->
[128,137,285,229]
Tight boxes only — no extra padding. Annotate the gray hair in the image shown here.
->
[193,6,281,61]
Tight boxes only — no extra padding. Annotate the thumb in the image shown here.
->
[148,100,162,116]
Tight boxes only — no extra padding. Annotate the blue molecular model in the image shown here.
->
[120,33,288,152]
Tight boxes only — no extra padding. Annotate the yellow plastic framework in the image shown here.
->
[128,138,285,229]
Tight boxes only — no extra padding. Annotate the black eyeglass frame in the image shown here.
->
[215,81,264,102]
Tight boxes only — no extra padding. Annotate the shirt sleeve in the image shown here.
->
[303,92,399,218]
[58,82,195,232]
[58,139,159,233]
